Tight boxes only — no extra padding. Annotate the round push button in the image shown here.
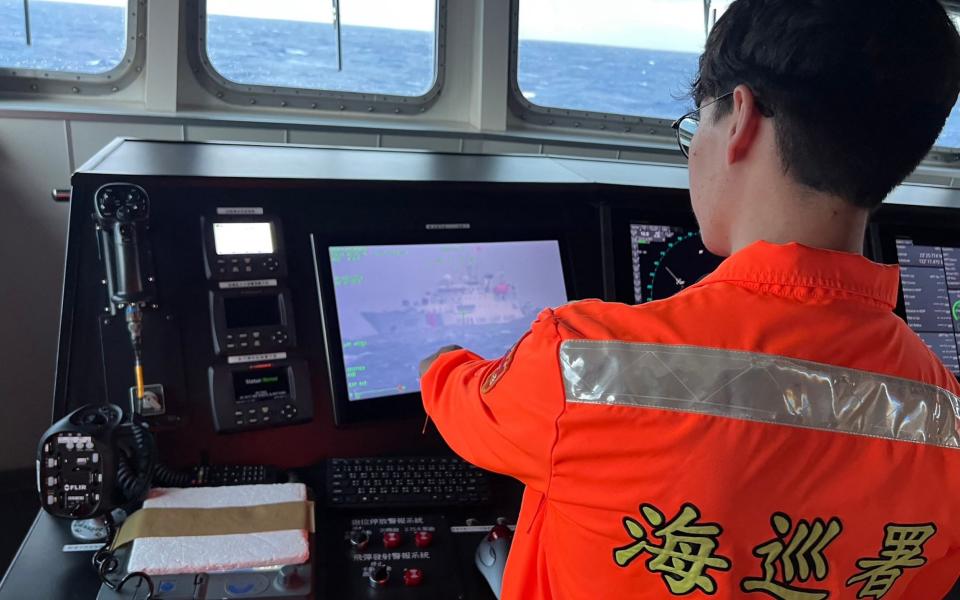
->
[403,568,424,587]
[383,531,402,549]
[414,530,433,548]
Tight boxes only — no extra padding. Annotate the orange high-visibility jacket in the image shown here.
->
[422,241,960,599]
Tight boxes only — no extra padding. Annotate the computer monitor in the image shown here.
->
[891,237,960,374]
[316,238,571,423]
[609,205,723,304]
[873,218,960,377]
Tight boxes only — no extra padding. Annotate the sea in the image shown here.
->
[2,1,960,147]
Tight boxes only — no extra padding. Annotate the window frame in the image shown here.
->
[0,0,145,95]
[507,0,960,160]
[507,0,681,137]
[187,0,447,115]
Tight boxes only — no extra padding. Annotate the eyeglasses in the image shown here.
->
[671,92,734,158]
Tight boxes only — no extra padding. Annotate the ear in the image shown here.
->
[725,84,763,165]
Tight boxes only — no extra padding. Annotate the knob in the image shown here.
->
[349,529,370,551]
[383,531,402,549]
[488,523,512,541]
[403,568,424,587]
[367,565,390,589]
[414,530,433,548]
[275,565,302,590]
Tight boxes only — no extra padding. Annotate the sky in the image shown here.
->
[519,0,731,52]
[36,0,727,53]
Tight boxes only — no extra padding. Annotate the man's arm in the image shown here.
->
[419,345,463,379]
[419,309,564,491]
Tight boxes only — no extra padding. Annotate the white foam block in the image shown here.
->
[126,483,310,575]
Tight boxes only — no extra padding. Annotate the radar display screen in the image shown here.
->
[631,223,723,304]
[895,237,960,374]
[329,241,569,402]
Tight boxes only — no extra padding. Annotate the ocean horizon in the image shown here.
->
[3,1,959,148]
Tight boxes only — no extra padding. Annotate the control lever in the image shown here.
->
[94,183,150,304]
[112,220,144,302]
[475,520,513,599]
[95,184,152,403]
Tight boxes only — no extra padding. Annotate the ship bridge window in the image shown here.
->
[511,0,731,131]
[197,0,444,112]
[0,0,141,91]
[513,0,960,152]
[937,11,960,148]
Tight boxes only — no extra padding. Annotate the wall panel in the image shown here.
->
[0,118,73,470]
[70,121,184,169]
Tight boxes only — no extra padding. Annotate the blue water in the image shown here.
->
[2,1,959,147]
[519,40,700,120]
[206,14,436,96]
[0,1,126,73]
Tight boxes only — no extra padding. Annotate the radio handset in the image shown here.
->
[95,183,150,304]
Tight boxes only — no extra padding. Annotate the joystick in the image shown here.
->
[475,522,512,599]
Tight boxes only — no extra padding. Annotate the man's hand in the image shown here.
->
[419,345,464,378]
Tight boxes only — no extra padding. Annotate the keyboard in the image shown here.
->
[326,456,492,508]
[190,464,282,486]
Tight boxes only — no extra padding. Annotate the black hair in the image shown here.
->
[693,0,960,209]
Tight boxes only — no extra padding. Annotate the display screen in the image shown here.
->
[329,241,569,402]
[213,222,275,255]
[224,295,282,329]
[232,367,290,404]
[895,238,960,375]
[631,223,723,304]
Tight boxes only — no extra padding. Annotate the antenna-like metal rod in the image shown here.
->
[333,0,343,71]
[703,0,712,38]
[23,0,32,46]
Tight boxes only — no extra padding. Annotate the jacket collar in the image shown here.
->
[691,240,900,310]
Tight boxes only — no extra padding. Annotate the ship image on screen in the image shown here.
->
[895,238,960,375]
[329,241,568,401]
[631,223,723,304]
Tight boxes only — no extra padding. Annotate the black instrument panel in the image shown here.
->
[8,140,960,600]
[54,141,958,472]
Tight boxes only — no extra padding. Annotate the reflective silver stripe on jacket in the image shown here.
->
[559,341,960,449]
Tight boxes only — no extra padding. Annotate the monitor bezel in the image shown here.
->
[313,229,579,425]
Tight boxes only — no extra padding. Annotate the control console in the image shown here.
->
[202,209,312,433]
[329,514,461,598]
[209,357,311,432]
[209,287,296,355]
[202,215,286,280]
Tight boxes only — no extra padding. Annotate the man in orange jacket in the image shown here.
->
[421,0,960,598]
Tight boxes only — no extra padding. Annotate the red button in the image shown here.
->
[383,531,402,549]
[403,568,424,587]
[414,531,433,548]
